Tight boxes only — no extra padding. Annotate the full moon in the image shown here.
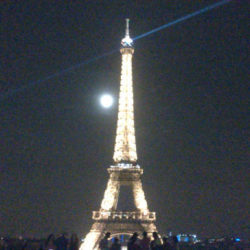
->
[100,94,114,108]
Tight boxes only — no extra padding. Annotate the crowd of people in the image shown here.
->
[42,233,79,250]
[99,232,247,250]
[0,233,79,250]
[0,232,248,249]
[99,231,179,250]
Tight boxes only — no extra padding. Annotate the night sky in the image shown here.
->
[1,0,249,240]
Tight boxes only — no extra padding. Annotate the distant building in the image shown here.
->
[176,234,198,243]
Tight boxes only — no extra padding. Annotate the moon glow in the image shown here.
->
[100,94,114,108]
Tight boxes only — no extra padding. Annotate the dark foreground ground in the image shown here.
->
[0,238,249,250]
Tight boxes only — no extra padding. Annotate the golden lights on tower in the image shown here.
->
[113,18,137,164]
[80,19,157,250]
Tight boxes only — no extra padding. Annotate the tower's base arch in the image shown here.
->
[80,219,157,250]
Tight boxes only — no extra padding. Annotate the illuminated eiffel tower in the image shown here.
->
[80,19,158,250]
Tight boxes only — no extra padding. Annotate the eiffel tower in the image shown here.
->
[80,19,158,250]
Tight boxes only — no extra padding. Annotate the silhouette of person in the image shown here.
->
[21,240,28,250]
[55,233,68,250]
[150,232,162,250]
[127,232,141,250]
[171,236,179,250]
[110,237,121,250]
[69,233,79,250]
[43,234,56,250]
[162,237,172,250]
[99,232,111,250]
[139,231,150,250]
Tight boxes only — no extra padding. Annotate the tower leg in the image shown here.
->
[100,179,120,211]
[132,180,149,213]
[79,222,108,250]
[79,231,102,250]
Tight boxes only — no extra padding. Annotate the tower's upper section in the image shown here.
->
[113,19,137,166]
[121,19,133,49]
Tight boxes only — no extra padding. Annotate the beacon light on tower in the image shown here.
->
[121,18,133,47]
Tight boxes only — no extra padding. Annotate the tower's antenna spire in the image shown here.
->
[125,18,130,37]
[121,18,133,47]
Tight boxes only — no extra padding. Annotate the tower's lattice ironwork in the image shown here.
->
[80,19,158,250]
